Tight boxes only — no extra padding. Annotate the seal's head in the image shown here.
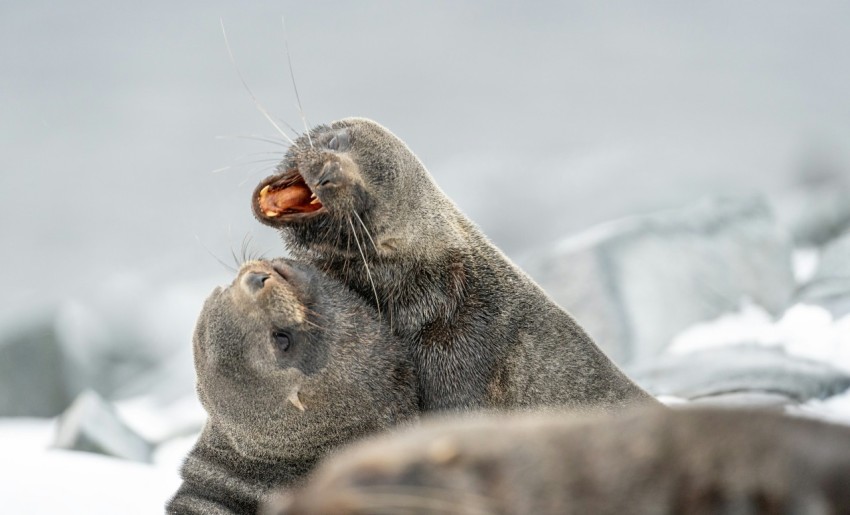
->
[252,118,465,262]
[193,258,416,460]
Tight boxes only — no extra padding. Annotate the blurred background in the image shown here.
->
[2,1,850,512]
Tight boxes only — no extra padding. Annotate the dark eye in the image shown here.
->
[272,330,291,352]
[327,136,339,150]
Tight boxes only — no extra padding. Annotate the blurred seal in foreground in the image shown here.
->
[167,259,417,514]
[252,117,656,412]
[267,407,850,515]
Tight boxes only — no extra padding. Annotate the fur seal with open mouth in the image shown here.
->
[252,118,656,411]
[166,258,417,514]
[266,407,850,515]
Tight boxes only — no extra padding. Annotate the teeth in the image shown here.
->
[263,209,281,217]
[259,185,270,197]
[309,193,317,200]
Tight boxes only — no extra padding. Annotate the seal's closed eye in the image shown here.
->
[326,129,349,151]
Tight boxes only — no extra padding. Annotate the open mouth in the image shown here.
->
[256,170,324,219]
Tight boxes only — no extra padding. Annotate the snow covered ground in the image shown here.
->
[0,417,185,514]
[670,300,850,425]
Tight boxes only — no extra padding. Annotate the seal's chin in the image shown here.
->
[255,170,324,222]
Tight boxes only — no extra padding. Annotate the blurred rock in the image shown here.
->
[112,347,197,405]
[797,231,850,318]
[0,311,76,417]
[115,393,206,444]
[629,346,850,405]
[784,153,850,247]
[790,189,850,247]
[0,273,207,418]
[54,274,208,401]
[525,196,795,364]
[54,390,153,463]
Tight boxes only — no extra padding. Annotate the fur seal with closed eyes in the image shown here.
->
[252,117,657,412]
[166,258,417,514]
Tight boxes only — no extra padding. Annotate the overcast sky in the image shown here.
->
[2,1,849,319]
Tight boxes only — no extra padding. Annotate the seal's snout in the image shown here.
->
[237,261,277,297]
[243,272,270,293]
[312,160,343,188]
[237,260,301,299]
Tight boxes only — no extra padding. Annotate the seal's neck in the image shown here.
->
[172,422,319,514]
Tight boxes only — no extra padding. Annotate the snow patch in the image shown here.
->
[670,301,850,373]
[790,388,850,427]
[792,247,820,284]
[0,418,181,513]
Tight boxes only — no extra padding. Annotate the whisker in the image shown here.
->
[348,214,382,318]
[237,167,278,187]
[220,18,296,146]
[352,210,379,255]
[194,235,237,274]
[281,15,313,149]
[215,134,289,147]
[342,221,352,284]
[213,157,286,175]
[301,306,330,322]
[240,233,254,265]
[301,316,328,332]
[230,245,242,270]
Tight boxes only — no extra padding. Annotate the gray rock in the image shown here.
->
[0,275,207,418]
[797,231,850,317]
[112,347,196,405]
[53,390,153,463]
[0,311,76,417]
[784,158,850,247]
[629,346,850,404]
[54,275,208,401]
[790,190,850,247]
[525,196,795,364]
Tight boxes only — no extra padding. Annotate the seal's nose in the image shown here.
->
[242,272,270,293]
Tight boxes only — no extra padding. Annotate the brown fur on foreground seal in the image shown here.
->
[252,118,656,411]
[167,259,417,514]
[265,407,850,515]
